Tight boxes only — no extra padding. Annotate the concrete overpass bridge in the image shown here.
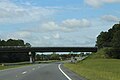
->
[0,47,97,52]
[0,46,97,63]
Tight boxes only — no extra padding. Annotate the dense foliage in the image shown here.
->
[0,39,31,47]
[0,39,31,63]
[35,53,80,61]
[96,24,120,59]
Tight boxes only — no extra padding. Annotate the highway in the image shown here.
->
[0,62,84,80]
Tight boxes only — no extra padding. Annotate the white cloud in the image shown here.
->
[41,22,60,31]
[15,31,31,38]
[0,0,95,47]
[84,0,120,7]
[0,0,83,24]
[62,19,91,28]
[44,6,82,11]
[0,30,96,47]
[29,19,91,32]
[0,31,31,40]
[101,15,119,22]
[52,33,60,39]
[44,36,50,40]
[40,21,72,32]
[0,0,55,24]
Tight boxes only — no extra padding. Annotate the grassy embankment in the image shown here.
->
[64,49,120,80]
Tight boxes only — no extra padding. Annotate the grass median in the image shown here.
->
[64,59,120,80]
[0,64,28,70]
[0,60,60,70]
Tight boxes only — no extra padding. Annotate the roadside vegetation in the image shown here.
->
[0,63,32,70]
[64,48,120,80]
[0,60,60,70]
[64,59,120,80]
[96,24,120,59]
[64,24,120,80]
[0,65,19,70]
[0,39,31,63]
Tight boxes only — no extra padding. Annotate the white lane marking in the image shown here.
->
[58,64,72,80]
[22,71,27,74]
[32,68,35,70]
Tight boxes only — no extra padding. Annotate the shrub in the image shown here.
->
[106,48,120,59]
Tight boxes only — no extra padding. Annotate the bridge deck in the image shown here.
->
[0,47,97,52]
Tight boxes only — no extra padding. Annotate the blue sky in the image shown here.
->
[0,0,120,47]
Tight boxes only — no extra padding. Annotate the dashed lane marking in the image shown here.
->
[22,71,27,74]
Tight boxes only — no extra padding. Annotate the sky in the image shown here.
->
[0,0,120,47]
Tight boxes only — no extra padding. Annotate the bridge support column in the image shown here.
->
[30,56,33,63]
[29,52,36,63]
[32,52,36,63]
[29,52,33,63]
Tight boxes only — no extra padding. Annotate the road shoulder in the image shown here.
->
[61,64,86,80]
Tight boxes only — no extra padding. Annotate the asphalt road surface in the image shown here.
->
[0,62,85,80]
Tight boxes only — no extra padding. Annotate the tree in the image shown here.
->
[111,31,120,48]
[0,39,31,63]
[25,43,31,47]
[96,32,111,48]
[96,24,120,49]
[96,23,120,59]
[5,39,25,46]
[80,52,84,57]
[0,40,6,46]
[36,54,41,61]
[50,52,60,60]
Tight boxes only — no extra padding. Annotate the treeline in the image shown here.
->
[0,39,31,47]
[0,39,31,63]
[96,24,120,59]
[36,53,83,61]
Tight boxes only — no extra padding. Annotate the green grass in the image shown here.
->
[0,63,33,70]
[0,65,25,70]
[0,60,59,70]
[64,59,120,80]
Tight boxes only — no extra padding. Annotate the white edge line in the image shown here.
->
[58,64,72,80]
